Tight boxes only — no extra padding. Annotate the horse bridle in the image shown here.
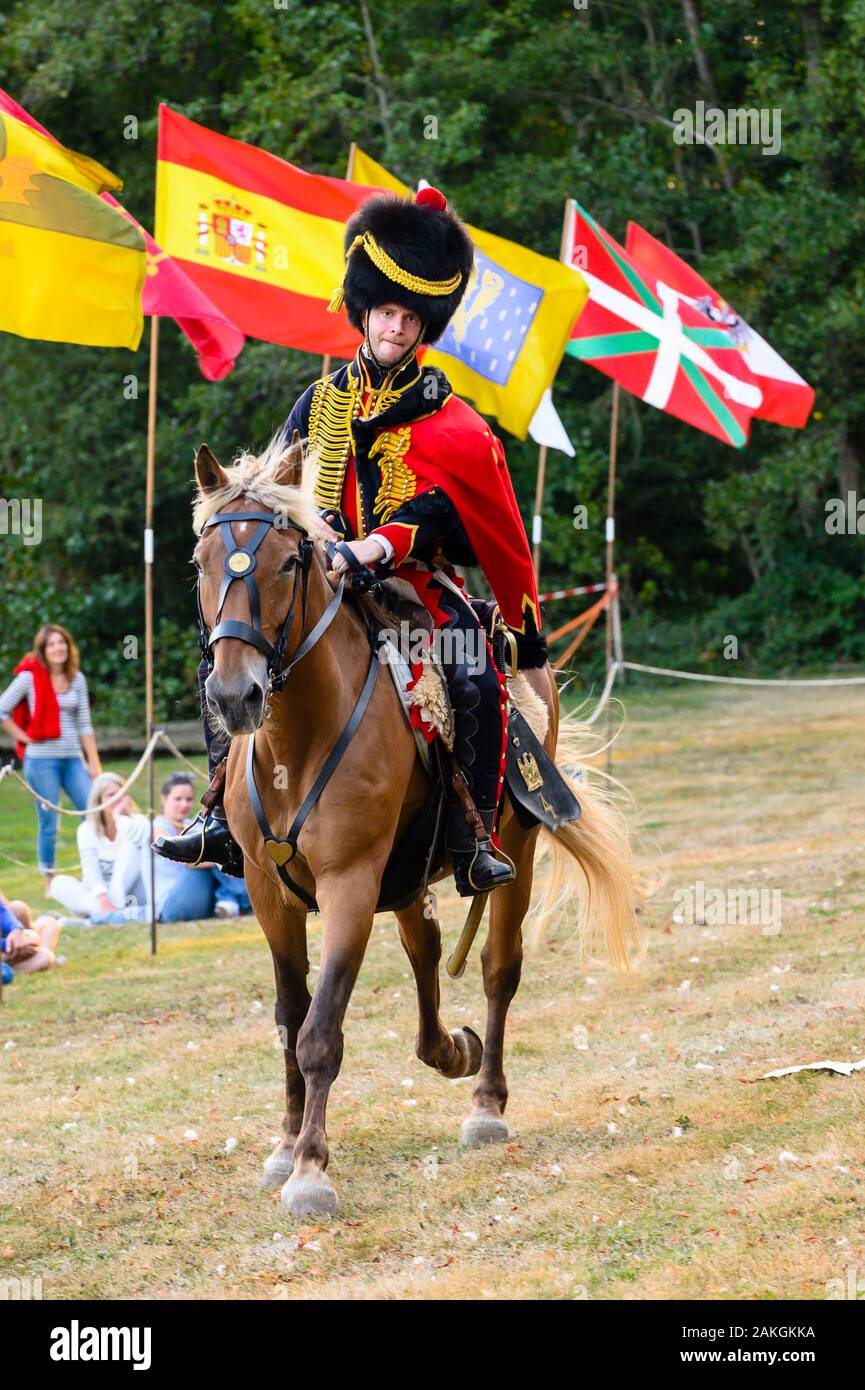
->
[195,505,380,910]
[198,509,328,693]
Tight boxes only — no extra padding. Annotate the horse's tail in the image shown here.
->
[526,709,653,970]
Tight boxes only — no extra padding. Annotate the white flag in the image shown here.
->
[528,388,574,456]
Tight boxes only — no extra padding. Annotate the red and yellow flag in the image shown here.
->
[155,106,374,357]
[0,90,145,349]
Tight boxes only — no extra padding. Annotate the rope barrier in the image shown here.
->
[152,731,209,779]
[538,581,607,603]
[0,730,207,819]
[622,661,865,687]
[0,847,81,874]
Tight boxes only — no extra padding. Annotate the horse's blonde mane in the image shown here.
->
[192,434,320,535]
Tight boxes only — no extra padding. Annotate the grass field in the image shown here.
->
[1,679,864,1301]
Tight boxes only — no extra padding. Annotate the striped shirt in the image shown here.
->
[0,669,93,759]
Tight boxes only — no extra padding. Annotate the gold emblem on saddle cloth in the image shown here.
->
[370,426,416,523]
[517,750,544,792]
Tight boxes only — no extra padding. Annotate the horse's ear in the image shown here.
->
[194,444,227,495]
[274,430,305,488]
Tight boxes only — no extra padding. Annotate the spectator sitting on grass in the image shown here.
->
[50,772,149,923]
[152,773,251,922]
[1,889,63,975]
[54,772,252,925]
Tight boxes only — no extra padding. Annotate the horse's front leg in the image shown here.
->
[281,872,377,1218]
[245,864,312,1188]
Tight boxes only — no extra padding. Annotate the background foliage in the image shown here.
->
[1,0,863,726]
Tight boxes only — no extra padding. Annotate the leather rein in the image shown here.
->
[196,507,380,909]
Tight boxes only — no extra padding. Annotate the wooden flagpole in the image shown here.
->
[605,380,620,775]
[532,198,573,584]
[317,144,359,385]
[531,445,548,579]
[145,314,159,955]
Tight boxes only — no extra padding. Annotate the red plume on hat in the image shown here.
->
[415,184,448,211]
[328,183,475,344]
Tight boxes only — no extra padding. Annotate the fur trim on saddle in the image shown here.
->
[405,660,548,751]
[507,672,550,743]
[406,661,455,750]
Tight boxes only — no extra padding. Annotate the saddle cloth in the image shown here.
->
[367,592,584,917]
[365,595,581,914]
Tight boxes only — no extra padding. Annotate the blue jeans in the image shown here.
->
[158,868,251,923]
[23,755,92,872]
[212,869,251,913]
[158,868,216,923]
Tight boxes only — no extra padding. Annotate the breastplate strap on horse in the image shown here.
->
[196,505,379,908]
[246,650,379,909]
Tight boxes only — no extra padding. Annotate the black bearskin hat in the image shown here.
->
[328,187,475,345]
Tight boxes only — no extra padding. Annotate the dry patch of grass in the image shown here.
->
[1,683,864,1300]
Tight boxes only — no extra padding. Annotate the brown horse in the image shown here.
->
[192,435,644,1218]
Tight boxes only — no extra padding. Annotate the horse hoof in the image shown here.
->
[452,1026,483,1077]
[262,1145,295,1188]
[281,1173,338,1218]
[461,1114,509,1147]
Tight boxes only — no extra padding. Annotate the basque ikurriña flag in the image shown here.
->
[155,106,379,358]
[352,149,588,439]
[564,200,763,447]
[625,220,814,430]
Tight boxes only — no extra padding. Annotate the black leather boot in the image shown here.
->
[447,778,515,898]
[152,759,245,877]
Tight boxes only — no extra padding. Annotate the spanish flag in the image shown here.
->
[0,93,144,349]
[155,105,372,358]
[352,149,588,439]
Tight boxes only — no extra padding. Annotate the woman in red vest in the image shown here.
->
[0,623,102,890]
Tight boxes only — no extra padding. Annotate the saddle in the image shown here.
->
[367,586,582,915]
[281,515,581,915]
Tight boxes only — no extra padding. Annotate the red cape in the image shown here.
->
[11,655,60,760]
[405,395,540,634]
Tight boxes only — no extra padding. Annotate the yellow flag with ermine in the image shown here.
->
[351,148,587,439]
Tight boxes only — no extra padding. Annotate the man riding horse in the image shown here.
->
[156,185,546,897]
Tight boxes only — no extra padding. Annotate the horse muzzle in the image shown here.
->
[205,670,267,736]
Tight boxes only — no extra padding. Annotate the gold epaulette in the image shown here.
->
[307,365,419,512]
[369,427,417,523]
[307,376,361,511]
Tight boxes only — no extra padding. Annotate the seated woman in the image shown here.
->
[153,773,251,923]
[50,772,149,922]
[1,890,63,975]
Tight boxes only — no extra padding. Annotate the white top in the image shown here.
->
[76,819,119,894]
[74,813,203,916]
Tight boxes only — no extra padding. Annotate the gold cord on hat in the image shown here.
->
[327,230,463,314]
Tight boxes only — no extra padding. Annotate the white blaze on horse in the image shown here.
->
[192,435,646,1218]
